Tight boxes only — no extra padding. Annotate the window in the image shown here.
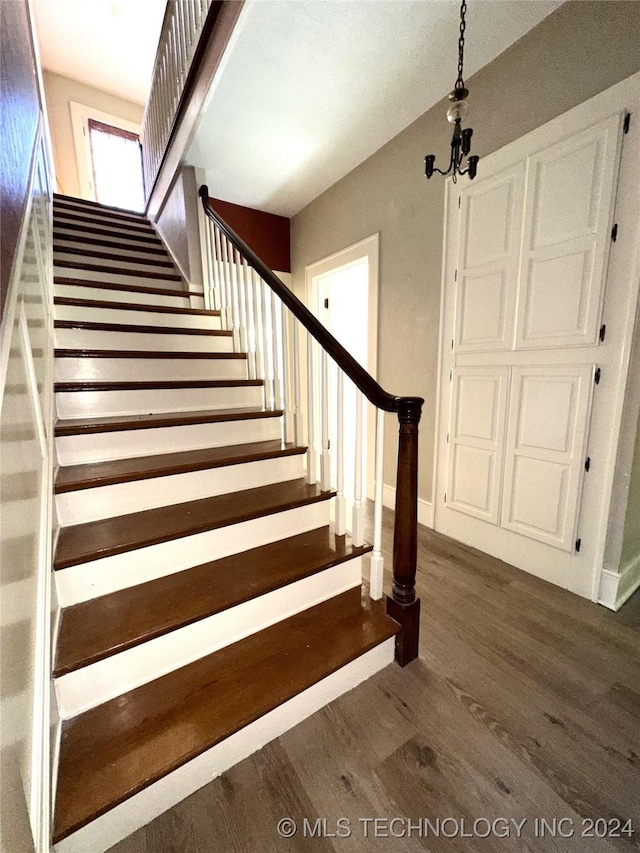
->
[87,119,144,212]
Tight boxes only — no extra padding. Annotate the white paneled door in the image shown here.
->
[435,99,638,598]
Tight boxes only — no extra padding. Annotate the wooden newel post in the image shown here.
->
[386,396,423,666]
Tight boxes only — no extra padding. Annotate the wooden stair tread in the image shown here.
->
[54,348,246,360]
[54,260,181,281]
[55,440,306,492]
[54,210,153,230]
[54,276,192,297]
[54,478,334,569]
[54,223,162,245]
[53,203,147,225]
[53,237,167,255]
[54,295,219,316]
[54,319,231,336]
[54,406,283,435]
[53,245,174,266]
[54,527,368,676]
[53,588,397,842]
[55,379,262,392]
[53,193,144,218]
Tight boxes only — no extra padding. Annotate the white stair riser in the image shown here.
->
[55,283,190,309]
[53,638,393,853]
[54,252,174,277]
[53,266,180,289]
[54,355,247,383]
[55,384,264,419]
[55,417,283,465]
[54,327,233,353]
[56,557,362,717]
[54,229,160,252]
[56,455,305,524]
[55,500,330,605]
[54,304,221,330]
[54,238,167,262]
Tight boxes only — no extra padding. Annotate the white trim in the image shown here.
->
[69,101,141,202]
[53,639,394,853]
[598,552,640,611]
[433,70,640,602]
[383,483,433,529]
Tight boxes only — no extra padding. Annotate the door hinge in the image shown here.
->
[594,367,601,385]
[599,323,606,342]
[611,223,618,242]
[444,493,447,503]
[450,369,453,381]
[624,112,631,134]
[458,196,461,208]
[585,457,591,472]
[323,298,329,309]
[454,269,457,281]
[451,338,454,350]
[575,538,582,553]
[446,432,450,443]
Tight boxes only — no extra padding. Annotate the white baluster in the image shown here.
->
[227,239,241,350]
[293,321,303,445]
[306,333,317,484]
[370,408,385,599]
[271,285,282,413]
[204,219,216,311]
[262,280,275,409]
[243,261,257,379]
[335,368,346,535]
[235,245,249,355]
[352,390,364,547]
[252,269,265,397]
[281,305,293,443]
[320,350,330,491]
[220,234,234,334]
[213,227,227,330]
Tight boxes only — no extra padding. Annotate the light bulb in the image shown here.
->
[447,99,470,124]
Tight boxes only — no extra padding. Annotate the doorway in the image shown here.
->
[305,235,379,520]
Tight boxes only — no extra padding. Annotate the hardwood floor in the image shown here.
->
[108,509,640,852]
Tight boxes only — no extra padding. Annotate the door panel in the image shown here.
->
[501,365,594,550]
[447,368,509,523]
[515,114,622,349]
[455,165,525,352]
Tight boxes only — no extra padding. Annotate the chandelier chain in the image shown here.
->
[455,0,467,90]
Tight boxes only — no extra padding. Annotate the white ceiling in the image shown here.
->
[186,0,563,217]
[32,0,166,105]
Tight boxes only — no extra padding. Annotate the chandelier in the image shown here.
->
[425,0,479,182]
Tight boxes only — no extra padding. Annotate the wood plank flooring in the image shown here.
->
[109,508,640,853]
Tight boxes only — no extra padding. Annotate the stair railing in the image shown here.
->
[141,0,215,199]
[199,186,423,665]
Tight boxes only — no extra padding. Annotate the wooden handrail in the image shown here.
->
[200,187,423,418]
[199,184,423,665]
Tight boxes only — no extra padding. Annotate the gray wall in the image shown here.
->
[622,412,640,569]
[291,1,640,505]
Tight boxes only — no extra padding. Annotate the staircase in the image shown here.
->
[51,195,399,852]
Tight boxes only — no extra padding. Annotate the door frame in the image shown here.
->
[304,234,379,498]
[433,70,640,605]
[69,101,141,202]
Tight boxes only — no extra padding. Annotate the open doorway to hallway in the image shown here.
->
[306,235,379,524]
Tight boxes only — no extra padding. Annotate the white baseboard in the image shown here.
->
[382,484,433,529]
[598,551,640,611]
[54,639,394,853]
